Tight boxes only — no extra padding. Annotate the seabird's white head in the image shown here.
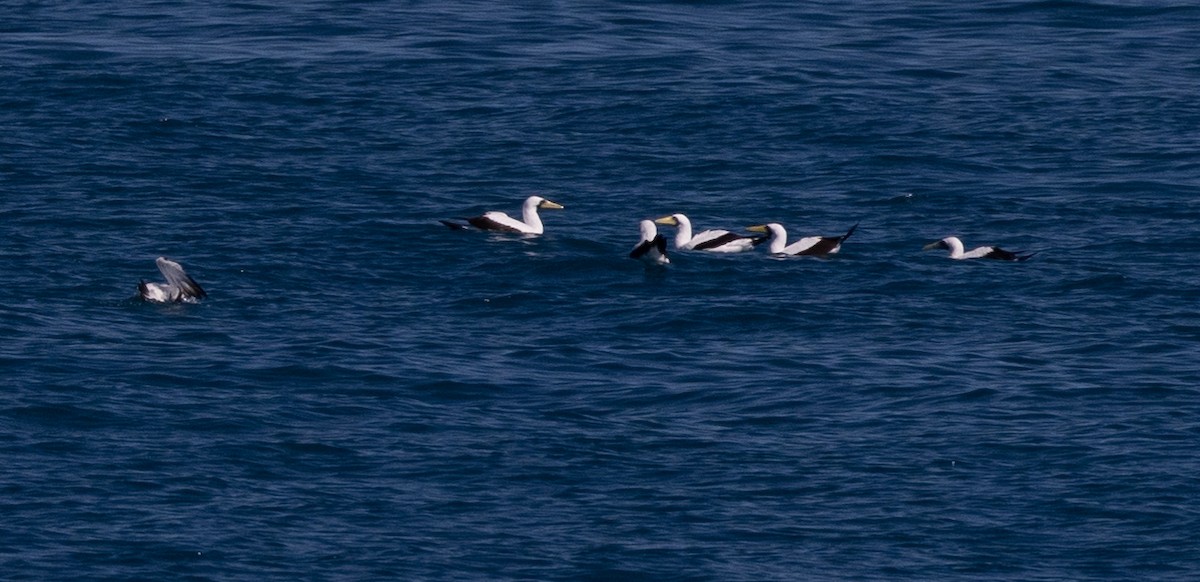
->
[638,219,658,242]
[924,236,966,258]
[654,213,693,249]
[517,195,564,235]
[630,219,670,265]
[747,223,789,254]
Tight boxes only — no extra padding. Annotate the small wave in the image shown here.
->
[4,403,129,429]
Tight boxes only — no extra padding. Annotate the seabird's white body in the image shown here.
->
[923,236,1033,261]
[629,220,670,265]
[654,213,758,253]
[139,257,206,303]
[749,222,857,256]
[442,195,563,234]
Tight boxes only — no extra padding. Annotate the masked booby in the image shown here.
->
[139,257,207,303]
[440,195,564,235]
[923,236,1035,261]
[629,219,670,265]
[653,213,761,253]
[747,222,858,257]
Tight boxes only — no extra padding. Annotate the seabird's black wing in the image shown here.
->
[157,258,207,299]
[467,215,524,233]
[630,235,669,260]
[630,240,654,259]
[795,223,858,257]
[653,234,668,258]
[692,232,750,251]
[794,237,841,256]
[181,274,207,299]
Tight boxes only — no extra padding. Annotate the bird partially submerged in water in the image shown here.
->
[630,219,670,265]
[747,222,858,257]
[923,236,1035,261]
[139,257,207,303]
[440,195,564,235]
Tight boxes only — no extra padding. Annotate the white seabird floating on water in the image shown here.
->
[923,236,1035,261]
[440,195,564,235]
[653,213,761,253]
[747,222,858,257]
[629,219,670,265]
[139,257,207,303]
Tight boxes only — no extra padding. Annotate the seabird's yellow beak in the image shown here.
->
[747,225,768,233]
[654,215,678,226]
[923,240,947,251]
[538,199,564,210]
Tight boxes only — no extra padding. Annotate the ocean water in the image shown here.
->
[3,1,1200,580]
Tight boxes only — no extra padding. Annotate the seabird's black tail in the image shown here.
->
[988,247,1036,261]
[840,222,860,242]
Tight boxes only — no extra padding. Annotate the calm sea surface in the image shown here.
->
[3,1,1200,580]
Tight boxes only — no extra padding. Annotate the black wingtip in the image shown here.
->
[841,222,860,242]
[440,220,470,231]
[187,276,208,299]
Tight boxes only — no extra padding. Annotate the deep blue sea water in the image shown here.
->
[3,1,1200,580]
